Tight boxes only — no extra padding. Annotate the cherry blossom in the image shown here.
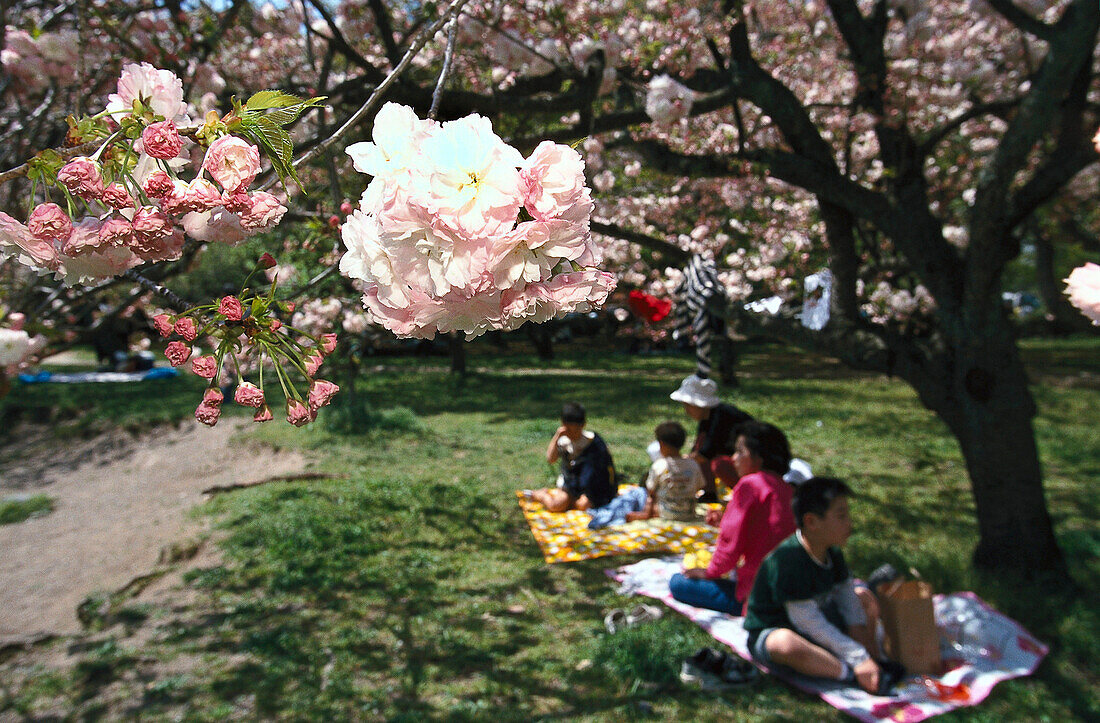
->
[340,103,614,340]
[1064,263,1100,325]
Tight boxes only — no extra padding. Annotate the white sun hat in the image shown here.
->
[669,374,721,408]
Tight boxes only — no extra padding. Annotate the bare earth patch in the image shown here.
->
[0,418,309,641]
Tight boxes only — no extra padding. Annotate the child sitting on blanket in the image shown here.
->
[669,420,796,614]
[743,477,885,694]
[627,421,705,522]
[532,402,617,513]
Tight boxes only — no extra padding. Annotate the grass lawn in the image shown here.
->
[0,338,1097,721]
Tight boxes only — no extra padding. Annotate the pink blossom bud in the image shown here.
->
[153,314,173,337]
[132,207,172,241]
[253,404,273,423]
[239,191,286,232]
[203,387,224,406]
[57,157,105,199]
[185,179,223,210]
[142,170,174,199]
[8,313,25,331]
[101,183,134,210]
[234,381,266,408]
[98,216,133,246]
[195,400,221,426]
[141,120,183,160]
[304,352,324,377]
[164,341,191,366]
[286,399,313,427]
[191,355,217,378]
[202,136,261,192]
[308,379,339,412]
[258,252,277,269]
[284,301,296,313]
[218,295,243,321]
[27,203,73,242]
[223,191,251,214]
[269,319,283,332]
[319,333,338,356]
[173,317,197,341]
[340,201,353,215]
[327,214,340,228]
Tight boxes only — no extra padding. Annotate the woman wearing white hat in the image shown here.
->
[670,374,754,502]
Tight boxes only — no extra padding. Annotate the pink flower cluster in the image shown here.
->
[0,326,44,369]
[645,75,695,125]
[1064,262,1100,326]
[0,65,286,287]
[153,284,340,427]
[340,103,615,339]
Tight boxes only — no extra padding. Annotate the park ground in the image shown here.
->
[0,338,1097,721]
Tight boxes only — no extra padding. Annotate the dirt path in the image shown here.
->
[0,419,309,641]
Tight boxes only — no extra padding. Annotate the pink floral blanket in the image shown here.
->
[607,557,1048,722]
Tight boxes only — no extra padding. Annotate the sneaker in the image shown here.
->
[603,609,628,634]
[716,655,760,688]
[625,603,663,627]
[680,648,758,691]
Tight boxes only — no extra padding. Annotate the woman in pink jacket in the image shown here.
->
[670,420,796,615]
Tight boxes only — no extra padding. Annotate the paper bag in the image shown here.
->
[877,579,942,675]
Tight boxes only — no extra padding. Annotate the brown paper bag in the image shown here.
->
[877,579,942,675]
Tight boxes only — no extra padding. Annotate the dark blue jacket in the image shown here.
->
[562,433,617,508]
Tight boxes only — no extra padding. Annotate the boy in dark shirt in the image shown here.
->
[532,402,617,512]
[744,477,883,694]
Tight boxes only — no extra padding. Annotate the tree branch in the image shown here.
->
[305,0,386,79]
[367,0,403,68]
[969,0,1100,297]
[590,220,690,264]
[916,98,1018,156]
[985,0,1057,41]
[266,0,472,190]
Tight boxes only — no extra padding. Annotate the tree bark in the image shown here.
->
[910,316,1067,576]
[1034,234,1091,333]
[449,332,466,375]
[527,323,554,361]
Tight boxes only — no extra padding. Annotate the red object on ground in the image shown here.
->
[628,290,672,322]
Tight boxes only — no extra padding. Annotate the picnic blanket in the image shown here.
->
[608,557,1048,723]
[516,486,718,563]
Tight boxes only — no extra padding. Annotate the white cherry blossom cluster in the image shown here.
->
[339,103,615,339]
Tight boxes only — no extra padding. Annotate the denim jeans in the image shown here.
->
[669,572,741,614]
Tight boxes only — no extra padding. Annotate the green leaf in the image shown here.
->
[255,106,308,127]
[245,90,305,111]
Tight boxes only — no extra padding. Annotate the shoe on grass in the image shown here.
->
[604,608,628,634]
[625,603,663,626]
[680,648,758,692]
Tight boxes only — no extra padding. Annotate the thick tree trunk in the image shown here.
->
[527,324,554,361]
[1034,235,1091,333]
[918,319,1067,577]
[449,333,466,375]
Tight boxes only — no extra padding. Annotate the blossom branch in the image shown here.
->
[429,17,459,120]
[123,269,189,312]
[266,0,472,191]
[0,139,100,188]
